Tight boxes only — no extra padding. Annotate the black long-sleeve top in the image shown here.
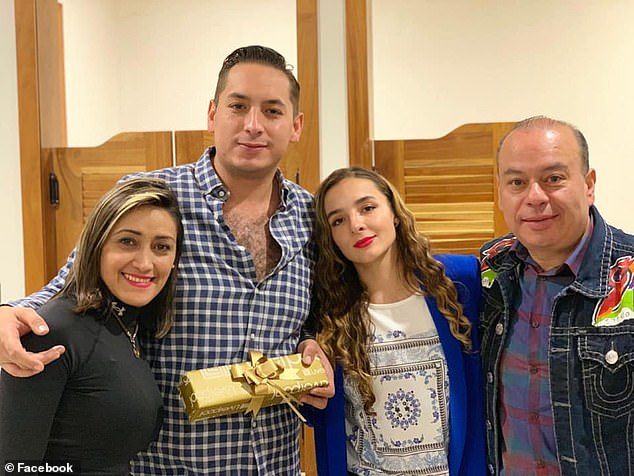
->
[0,296,163,475]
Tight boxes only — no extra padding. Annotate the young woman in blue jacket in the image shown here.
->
[309,167,486,475]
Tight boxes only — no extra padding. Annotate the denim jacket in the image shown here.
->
[479,206,634,476]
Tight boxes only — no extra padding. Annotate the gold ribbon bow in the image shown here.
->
[230,351,306,422]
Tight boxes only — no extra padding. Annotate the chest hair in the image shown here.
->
[224,210,281,281]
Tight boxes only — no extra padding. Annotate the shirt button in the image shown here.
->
[252,420,257,428]
[605,349,619,365]
[250,333,256,340]
[529,412,539,423]
[536,460,546,469]
[486,420,492,430]
[488,464,495,474]
[530,366,538,374]
[495,323,504,335]
[487,372,494,383]
[531,320,540,328]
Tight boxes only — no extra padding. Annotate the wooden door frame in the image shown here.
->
[295,0,320,193]
[15,1,320,293]
[346,0,372,169]
[14,0,65,294]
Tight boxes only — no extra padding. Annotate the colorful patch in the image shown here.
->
[480,237,516,288]
[593,255,634,326]
[481,268,497,289]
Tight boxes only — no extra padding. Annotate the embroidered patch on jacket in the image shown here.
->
[481,268,497,289]
[480,237,516,288]
[593,255,634,326]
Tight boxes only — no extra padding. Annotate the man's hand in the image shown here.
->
[0,306,65,377]
[298,338,335,409]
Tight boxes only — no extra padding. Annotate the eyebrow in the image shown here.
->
[112,229,176,241]
[226,92,286,108]
[501,163,570,175]
[112,228,142,236]
[326,195,376,220]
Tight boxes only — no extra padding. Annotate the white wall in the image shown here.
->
[318,0,349,179]
[371,0,633,231]
[62,0,353,177]
[62,0,298,147]
[62,0,120,146]
[0,0,25,300]
[5,0,632,295]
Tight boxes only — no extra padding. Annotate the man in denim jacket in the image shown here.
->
[479,116,634,475]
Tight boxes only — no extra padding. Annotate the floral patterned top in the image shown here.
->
[345,294,450,475]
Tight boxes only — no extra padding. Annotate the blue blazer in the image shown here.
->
[308,254,486,476]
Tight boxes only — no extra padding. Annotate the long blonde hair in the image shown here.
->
[313,167,472,414]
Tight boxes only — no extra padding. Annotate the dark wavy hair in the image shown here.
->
[313,167,472,414]
[58,177,184,338]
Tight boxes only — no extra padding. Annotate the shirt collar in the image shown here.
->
[195,147,287,208]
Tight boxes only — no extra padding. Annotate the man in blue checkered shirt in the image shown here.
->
[0,45,334,474]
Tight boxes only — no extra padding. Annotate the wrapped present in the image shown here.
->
[178,351,329,423]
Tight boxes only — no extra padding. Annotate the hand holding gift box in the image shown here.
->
[179,351,329,423]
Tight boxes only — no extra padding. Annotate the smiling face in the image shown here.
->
[99,205,178,307]
[323,177,399,271]
[497,123,596,270]
[207,62,303,182]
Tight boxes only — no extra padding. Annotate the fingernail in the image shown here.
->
[37,325,47,332]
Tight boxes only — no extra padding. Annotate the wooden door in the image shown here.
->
[375,122,513,256]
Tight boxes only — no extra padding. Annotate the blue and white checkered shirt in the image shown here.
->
[12,148,315,475]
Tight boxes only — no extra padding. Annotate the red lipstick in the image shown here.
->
[354,236,376,248]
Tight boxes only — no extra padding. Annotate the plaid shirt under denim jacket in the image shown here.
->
[11,147,316,475]
[479,206,634,476]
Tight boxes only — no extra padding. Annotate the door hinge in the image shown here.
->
[49,172,59,207]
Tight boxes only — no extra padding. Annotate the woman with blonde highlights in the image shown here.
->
[0,178,183,474]
[310,167,485,475]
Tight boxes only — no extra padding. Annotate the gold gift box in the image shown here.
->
[178,352,329,423]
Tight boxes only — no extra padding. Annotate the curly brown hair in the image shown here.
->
[313,167,473,414]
